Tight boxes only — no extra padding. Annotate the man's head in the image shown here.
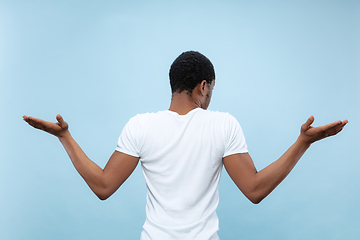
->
[169,51,215,95]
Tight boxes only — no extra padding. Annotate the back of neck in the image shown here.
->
[168,92,201,115]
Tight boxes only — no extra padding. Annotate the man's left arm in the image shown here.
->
[23,114,139,200]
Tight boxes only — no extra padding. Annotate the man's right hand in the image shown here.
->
[23,114,69,138]
[298,116,348,145]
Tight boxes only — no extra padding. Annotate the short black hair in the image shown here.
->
[169,51,215,94]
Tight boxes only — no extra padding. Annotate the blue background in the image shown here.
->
[1,0,359,239]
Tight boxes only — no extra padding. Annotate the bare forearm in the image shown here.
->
[23,114,139,200]
[251,138,310,203]
[224,116,347,204]
[58,131,106,198]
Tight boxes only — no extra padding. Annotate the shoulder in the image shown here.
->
[131,110,169,121]
[129,109,239,125]
[126,110,170,127]
[200,109,237,122]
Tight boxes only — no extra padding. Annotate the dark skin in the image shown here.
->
[23,79,348,202]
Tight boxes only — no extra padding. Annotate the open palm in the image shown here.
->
[23,114,69,137]
[300,116,348,144]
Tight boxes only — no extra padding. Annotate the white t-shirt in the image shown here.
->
[116,108,248,240]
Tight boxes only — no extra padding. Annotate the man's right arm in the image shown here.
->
[223,116,348,204]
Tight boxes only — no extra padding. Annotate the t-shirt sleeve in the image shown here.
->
[115,115,141,158]
[223,114,248,157]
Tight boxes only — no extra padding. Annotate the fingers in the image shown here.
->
[23,116,48,130]
[23,115,60,130]
[301,115,315,132]
[56,114,67,128]
[299,116,348,144]
[321,120,342,130]
[23,115,35,125]
[320,119,348,133]
[331,125,345,136]
[311,119,348,141]
[325,120,348,137]
[23,115,33,123]
[56,114,63,122]
[23,114,69,137]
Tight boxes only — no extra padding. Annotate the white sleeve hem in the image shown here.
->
[223,149,248,158]
[115,147,140,158]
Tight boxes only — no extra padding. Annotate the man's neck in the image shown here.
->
[168,92,201,115]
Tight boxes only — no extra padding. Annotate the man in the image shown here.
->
[23,51,348,239]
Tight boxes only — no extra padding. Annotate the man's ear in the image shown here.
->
[199,80,207,96]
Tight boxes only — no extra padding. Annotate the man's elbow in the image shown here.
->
[244,191,264,204]
[97,194,110,201]
[95,188,113,201]
[248,196,263,204]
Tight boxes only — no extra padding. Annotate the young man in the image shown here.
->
[23,51,348,239]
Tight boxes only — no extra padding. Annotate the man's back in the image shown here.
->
[116,108,247,239]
